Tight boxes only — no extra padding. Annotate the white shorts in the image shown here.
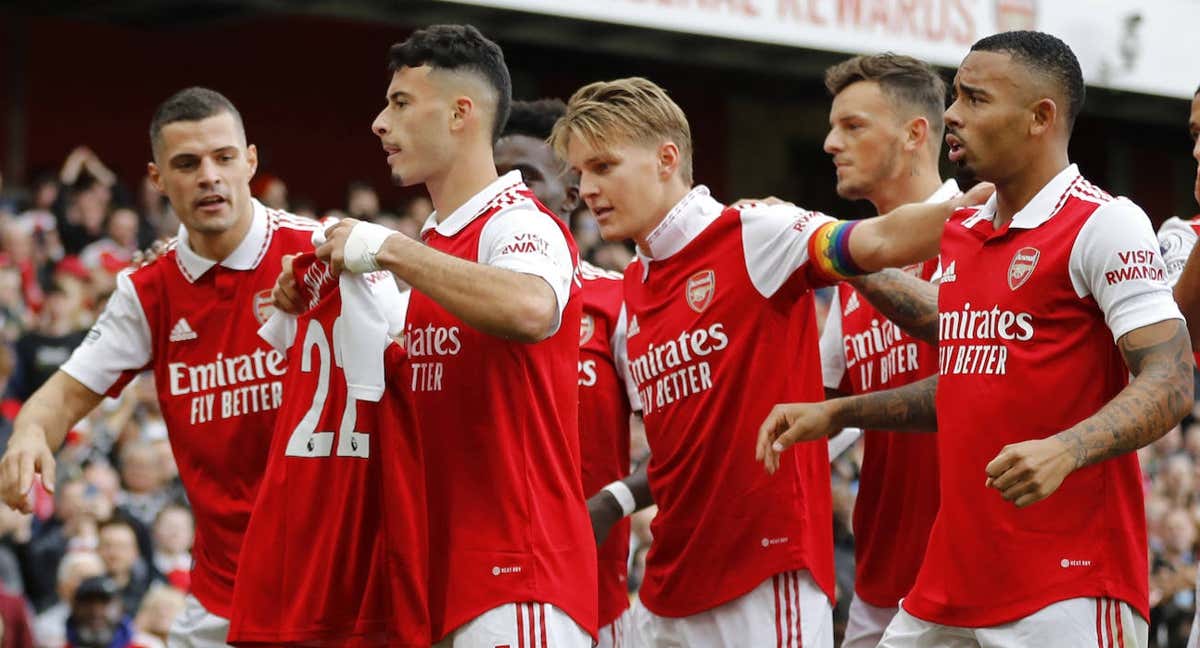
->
[168,595,232,648]
[879,596,1148,648]
[632,569,832,648]
[843,594,899,648]
[1188,575,1200,648]
[597,608,634,648]
[432,602,591,648]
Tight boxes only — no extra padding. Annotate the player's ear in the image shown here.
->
[657,141,681,182]
[561,184,581,219]
[905,116,930,153]
[147,162,163,193]
[1029,98,1057,137]
[246,144,259,176]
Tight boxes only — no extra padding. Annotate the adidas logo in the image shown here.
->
[169,318,198,342]
[939,260,957,284]
[844,292,860,315]
[628,315,640,338]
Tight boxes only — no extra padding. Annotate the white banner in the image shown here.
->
[440,0,1200,99]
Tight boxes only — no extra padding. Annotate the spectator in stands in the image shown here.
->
[25,478,104,611]
[131,584,183,648]
[80,209,139,275]
[114,444,168,533]
[33,551,105,648]
[346,181,380,221]
[0,506,29,596]
[11,284,89,402]
[96,521,150,617]
[64,576,138,648]
[250,173,287,210]
[148,506,190,592]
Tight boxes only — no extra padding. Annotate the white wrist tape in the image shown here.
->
[343,222,395,274]
[602,480,637,517]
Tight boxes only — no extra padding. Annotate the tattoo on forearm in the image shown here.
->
[1054,321,1193,469]
[847,269,939,345]
[840,374,939,432]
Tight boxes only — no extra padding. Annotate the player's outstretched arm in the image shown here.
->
[757,374,938,474]
[311,219,560,343]
[1173,243,1200,350]
[846,182,993,271]
[986,319,1193,508]
[587,461,654,546]
[0,371,104,512]
[845,269,939,345]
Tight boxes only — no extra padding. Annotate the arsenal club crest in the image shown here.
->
[1007,247,1040,291]
[253,289,276,324]
[580,314,595,345]
[686,270,716,313]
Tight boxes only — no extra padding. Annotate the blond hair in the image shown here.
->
[550,77,693,184]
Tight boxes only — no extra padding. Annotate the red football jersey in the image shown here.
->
[819,180,956,609]
[228,253,427,646]
[406,172,597,639]
[821,265,939,609]
[622,187,836,617]
[906,166,1180,627]
[61,202,319,618]
[578,261,634,629]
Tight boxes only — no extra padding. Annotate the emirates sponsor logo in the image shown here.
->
[630,323,728,414]
[405,324,462,357]
[253,289,276,324]
[939,303,1034,342]
[168,349,287,395]
[686,270,716,313]
[580,314,595,345]
[1007,247,1040,290]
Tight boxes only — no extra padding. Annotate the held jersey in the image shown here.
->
[61,201,318,618]
[405,172,597,640]
[228,252,427,646]
[905,165,1181,627]
[622,186,845,617]
[578,261,636,629]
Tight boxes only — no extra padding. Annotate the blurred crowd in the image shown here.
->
[0,146,1192,647]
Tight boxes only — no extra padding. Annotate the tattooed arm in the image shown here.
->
[985,319,1193,507]
[756,374,938,473]
[846,269,940,345]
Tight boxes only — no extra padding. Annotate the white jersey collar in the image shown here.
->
[421,171,525,238]
[635,185,724,279]
[175,198,271,283]
[972,164,1080,231]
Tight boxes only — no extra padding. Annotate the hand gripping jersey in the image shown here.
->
[61,201,319,619]
[578,261,637,630]
[905,165,1181,627]
[819,180,957,609]
[622,186,850,617]
[228,252,427,646]
[405,172,597,640]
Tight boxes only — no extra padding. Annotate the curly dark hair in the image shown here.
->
[971,30,1085,131]
[501,98,567,141]
[388,24,512,142]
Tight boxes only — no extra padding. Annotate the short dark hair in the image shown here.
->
[501,98,567,141]
[388,25,512,143]
[825,53,947,144]
[970,30,1085,131]
[149,87,244,159]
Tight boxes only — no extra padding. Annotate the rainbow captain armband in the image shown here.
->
[808,219,866,284]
